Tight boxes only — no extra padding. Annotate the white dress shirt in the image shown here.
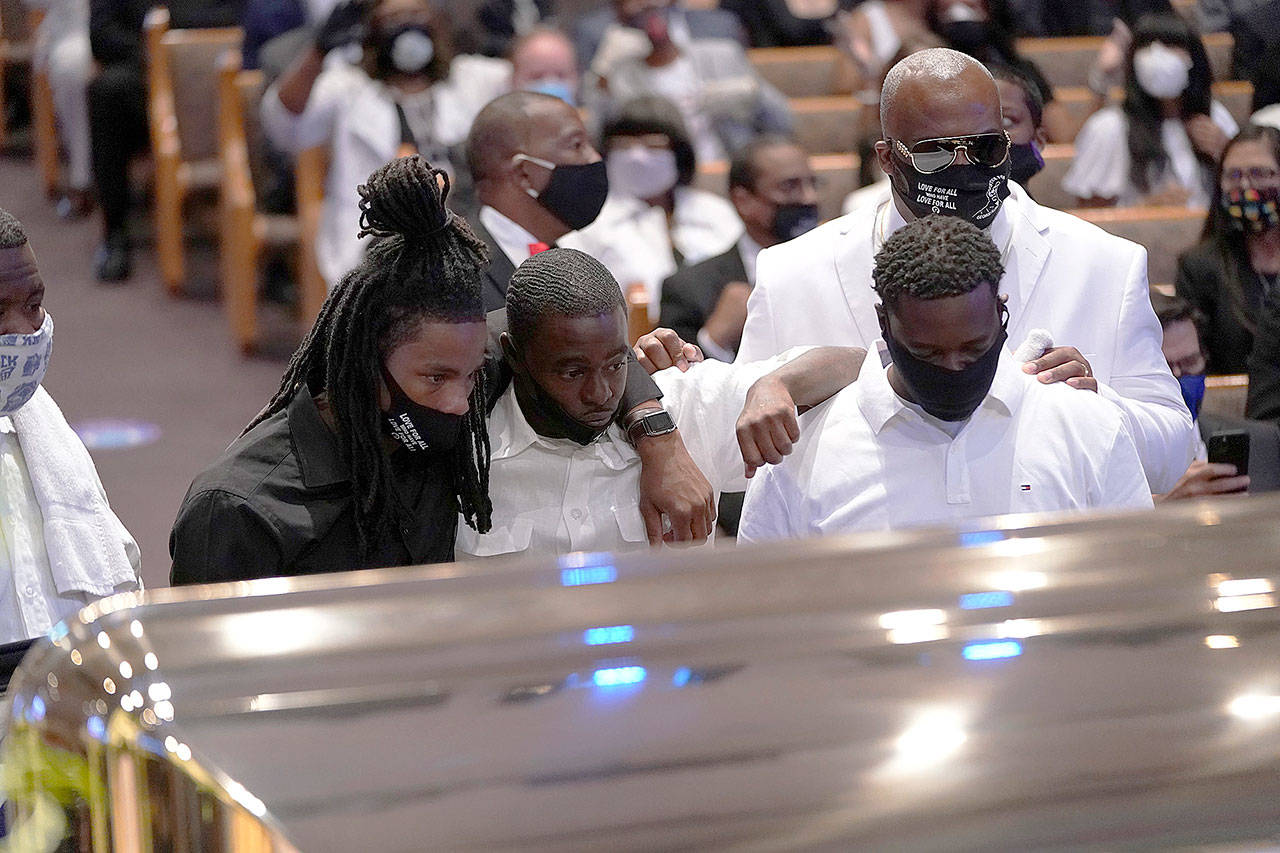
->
[739,346,1154,542]
[562,186,742,320]
[479,205,542,269]
[738,182,1195,492]
[1063,102,1238,207]
[457,353,800,559]
[0,419,133,643]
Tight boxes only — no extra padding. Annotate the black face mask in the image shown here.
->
[512,371,615,446]
[889,149,1010,229]
[518,154,609,231]
[1008,142,1044,186]
[938,19,992,53]
[771,202,820,242]
[381,366,465,454]
[880,310,1008,422]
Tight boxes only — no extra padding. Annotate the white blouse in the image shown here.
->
[1062,101,1238,207]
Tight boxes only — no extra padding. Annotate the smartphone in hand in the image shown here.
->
[1207,429,1250,482]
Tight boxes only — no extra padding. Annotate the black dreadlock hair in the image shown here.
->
[246,155,493,555]
[506,248,625,350]
[872,215,1004,308]
[0,208,29,249]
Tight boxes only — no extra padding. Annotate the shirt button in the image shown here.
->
[24,586,36,597]
[571,509,584,520]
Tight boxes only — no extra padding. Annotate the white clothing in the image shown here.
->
[858,0,902,71]
[29,0,91,190]
[643,54,725,162]
[738,182,1196,492]
[739,346,1154,541]
[842,176,891,216]
[562,186,742,320]
[1062,102,1239,207]
[304,0,341,22]
[1253,103,1280,132]
[479,205,541,269]
[261,56,511,289]
[0,390,141,644]
[457,353,799,559]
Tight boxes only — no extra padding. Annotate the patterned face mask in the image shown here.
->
[0,311,52,416]
[1221,187,1280,233]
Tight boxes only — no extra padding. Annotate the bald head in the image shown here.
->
[880,48,1000,142]
[467,91,578,184]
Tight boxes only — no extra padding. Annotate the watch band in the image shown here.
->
[626,409,676,444]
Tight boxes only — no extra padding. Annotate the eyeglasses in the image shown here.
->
[891,132,1011,174]
[1222,167,1280,188]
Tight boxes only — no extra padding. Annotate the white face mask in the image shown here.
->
[606,147,679,200]
[0,311,52,415]
[391,28,435,74]
[1133,42,1191,100]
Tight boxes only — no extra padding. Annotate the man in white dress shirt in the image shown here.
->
[0,209,141,646]
[740,216,1154,541]
[457,248,861,558]
[737,48,1195,493]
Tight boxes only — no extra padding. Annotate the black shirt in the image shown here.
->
[1176,241,1270,375]
[170,390,461,585]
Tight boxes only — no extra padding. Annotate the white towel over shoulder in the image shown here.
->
[10,387,141,597]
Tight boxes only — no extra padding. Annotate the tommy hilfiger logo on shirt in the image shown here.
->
[1020,484,1032,491]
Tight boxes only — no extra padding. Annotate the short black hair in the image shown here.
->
[507,248,625,348]
[872,215,1003,308]
[987,61,1044,129]
[0,208,28,249]
[467,90,563,184]
[601,95,697,187]
[728,134,801,192]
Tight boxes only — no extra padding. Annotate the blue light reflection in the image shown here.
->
[86,716,106,740]
[962,640,1023,661]
[960,530,1006,548]
[592,666,647,687]
[560,565,617,587]
[583,625,634,645]
[959,590,1015,610]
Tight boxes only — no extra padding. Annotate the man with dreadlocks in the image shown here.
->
[740,216,1154,542]
[170,156,716,583]
[457,247,864,558]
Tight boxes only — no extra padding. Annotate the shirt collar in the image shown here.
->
[287,390,350,489]
[479,205,541,269]
[0,416,13,435]
[737,232,763,285]
[856,340,1025,434]
[489,387,633,470]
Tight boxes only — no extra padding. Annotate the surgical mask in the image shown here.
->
[1221,186,1280,233]
[881,308,1007,422]
[512,370,613,446]
[515,153,610,231]
[0,311,52,416]
[1133,42,1191,100]
[381,365,464,454]
[771,202,820,242]
[524,78,577,107]
[1008,141,1044,186]
[889,149,1010,229]
[1178,373,1205,421]
[376,25,435,76]
[607,147,679,200]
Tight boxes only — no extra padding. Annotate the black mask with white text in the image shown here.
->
[889,149,1011,229]
[881,317,1008,422]
[512,371,614,446]
[381,366,464,453]
[771,202,821,242]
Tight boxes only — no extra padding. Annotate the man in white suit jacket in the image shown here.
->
[738,48,1194,492]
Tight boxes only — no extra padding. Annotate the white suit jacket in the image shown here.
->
[738,182,1194,492]
[261,56,510,289]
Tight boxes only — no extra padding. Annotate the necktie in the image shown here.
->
[528,242,551,255]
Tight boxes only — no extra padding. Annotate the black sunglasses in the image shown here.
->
[891,131,1011,174]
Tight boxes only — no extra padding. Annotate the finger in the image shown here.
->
[738,423,767,471]
[655,329,688,370]
[636,351,654,374]
[1205,463,1240,477]
[1213,475,1250,494]
[668,505,696,542]
[782,408,800,442]
[1039,361,1089,384]
[744,461,759,479]
[683,342,704,365]
[755,428,784,466]
[638,338,673,371]
[1065,377,1098,392]
[640,502,664,546]
[769,418,795,458]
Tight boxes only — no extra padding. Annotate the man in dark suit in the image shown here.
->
[466,90,611,311]
[88,0,246,281]
[659,136,819,361]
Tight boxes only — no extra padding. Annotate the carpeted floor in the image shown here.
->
[1,152,298,589]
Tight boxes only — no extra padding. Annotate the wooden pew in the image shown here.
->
[144,7,242,294]
[695,152,861,224]
[1069,205,1205,284]
[1024,143,1075,210]
[790,95,876,155]
[1017,32,1234,91]
[1204,374,1249,419]
[749,45,848,99]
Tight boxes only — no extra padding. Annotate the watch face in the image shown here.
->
[642,411,676,434]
